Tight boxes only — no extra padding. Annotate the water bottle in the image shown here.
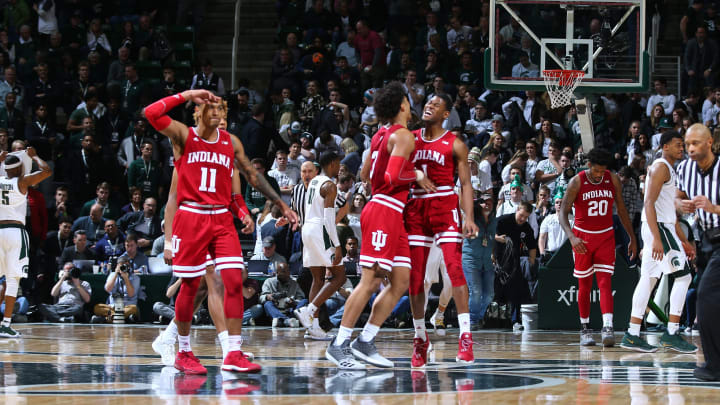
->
[113,295,125,324]
[267,262,276,276]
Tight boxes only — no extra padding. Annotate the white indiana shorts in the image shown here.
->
[640,221,689,279]
[0,225,29,279]
[302,223,335,268]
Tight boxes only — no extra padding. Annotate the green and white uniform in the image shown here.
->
[640,158,689,278]
[0,176,29,279]
[302,175,337,267]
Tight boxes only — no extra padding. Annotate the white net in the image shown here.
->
[542,70,585,109]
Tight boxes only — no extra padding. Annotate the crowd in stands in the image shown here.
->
[0,0,708,332]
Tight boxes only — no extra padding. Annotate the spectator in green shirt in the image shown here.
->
[66,91,99,137]
[79,182,122,220]
[128,140,162,199]
[121,63,146,115]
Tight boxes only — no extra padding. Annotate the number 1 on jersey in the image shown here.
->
[199,167,217,193]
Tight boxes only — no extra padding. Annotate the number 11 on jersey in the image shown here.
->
[199,167,217,193]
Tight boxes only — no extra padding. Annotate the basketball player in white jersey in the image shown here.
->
[0,148,51,337]
[295,151,346,339]
[621,131,698,353]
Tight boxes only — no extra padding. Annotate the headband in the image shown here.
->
[3,160,21,169]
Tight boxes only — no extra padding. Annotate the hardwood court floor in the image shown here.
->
[1,324,719,404]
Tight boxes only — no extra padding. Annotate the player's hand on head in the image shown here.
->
[25,146,37,158]
[186,89,220,105]
[241,214,255,234]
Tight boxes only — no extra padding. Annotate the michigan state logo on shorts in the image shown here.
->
[372,230,387,251]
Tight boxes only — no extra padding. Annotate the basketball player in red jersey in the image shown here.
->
[405,94,479,368]
[144,89,298,375]
[152,113,257,368]
[325,82,430,370]
[559,148,637,347]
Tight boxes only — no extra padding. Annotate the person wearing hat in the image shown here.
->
[651,117,674,151]
[467,147,484,192]
[538,188,572,265]
[360,88,377,134]
[190,59,226,97]
[496,175,539,237]
[251,236,288,271]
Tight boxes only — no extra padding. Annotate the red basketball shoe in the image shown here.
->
[456,332,474,364]
[411,332,432,368]
[174,351,207,375]
[222,350,262,373]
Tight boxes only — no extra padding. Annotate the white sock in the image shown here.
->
[434,309,444,320]
[628,323,641,336]
[458,313,471,335]
[667,322,679,335]
[307,303,318,317]
[580,317,590,325]
[602,313,613,327]
[359,323,380,342]
[163,321,178,341]
[2,317,11,327]
[228,335,243,352]
[218,331,229,358]
[334,326,353,346]
[178,335,191,352]
[413,318,427,341]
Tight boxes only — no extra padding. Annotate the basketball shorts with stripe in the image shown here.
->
[640,221,690,279]
[171,209,245,278]
[359,200,411,272]
[0,224,29,279]
[572,228,615,278]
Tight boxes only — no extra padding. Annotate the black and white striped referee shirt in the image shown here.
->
[677,156,720,230]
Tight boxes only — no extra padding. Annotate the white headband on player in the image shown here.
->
[3,161,21,169]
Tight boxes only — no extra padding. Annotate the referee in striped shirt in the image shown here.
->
[676,124,720,381]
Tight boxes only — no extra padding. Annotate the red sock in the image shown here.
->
[577,275,593,320]
[596,271,614,315]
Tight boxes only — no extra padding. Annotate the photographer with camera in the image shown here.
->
[38,263,92,323]
[92,255,140,323]
[259,262,307,328]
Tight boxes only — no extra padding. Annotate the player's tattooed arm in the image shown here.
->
[231,135,299,229]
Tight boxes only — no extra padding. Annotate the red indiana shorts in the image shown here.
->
[359,195,411,272]
[404,193,466,293]
[171,203,245,278]
[572,227,615,278]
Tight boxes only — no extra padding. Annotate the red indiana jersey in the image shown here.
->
[410,128,456,197]
[175,127,234,207]
[572,169,615,233]
[368,124,414,203]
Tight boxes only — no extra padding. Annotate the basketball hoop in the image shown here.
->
[542,69,586,109]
